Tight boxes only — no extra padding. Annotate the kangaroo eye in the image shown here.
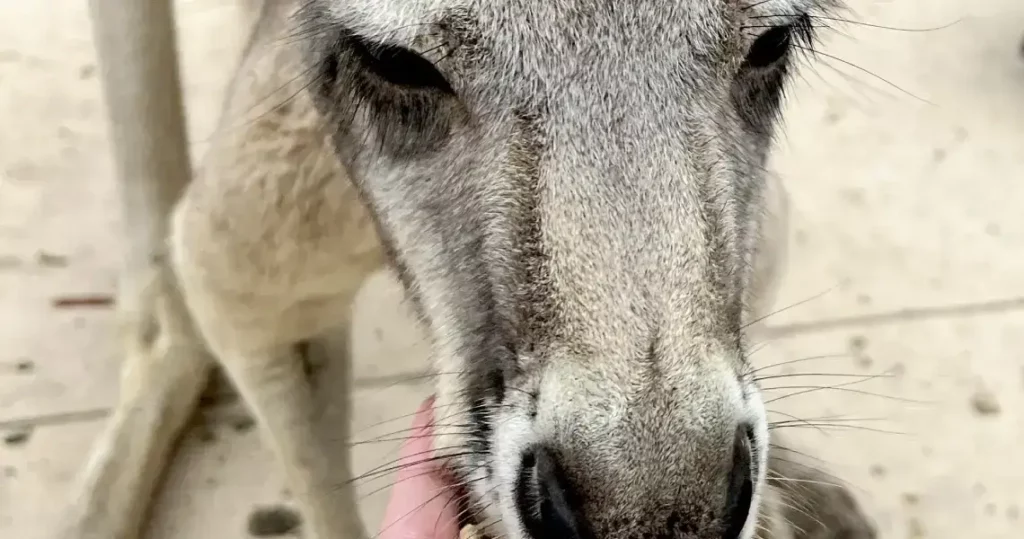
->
[742,12,814,70]
[743,24,793,69]
[349,34,455,94]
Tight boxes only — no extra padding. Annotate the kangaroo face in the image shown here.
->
[299,1,830,538]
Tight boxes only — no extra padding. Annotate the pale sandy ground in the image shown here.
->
[1,0,1023,538]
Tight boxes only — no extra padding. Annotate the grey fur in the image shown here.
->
[293,1,860,539]
[56,1,875,538]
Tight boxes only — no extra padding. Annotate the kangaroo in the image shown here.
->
[59,0,876,538]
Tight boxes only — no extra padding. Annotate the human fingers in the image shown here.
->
[379,396,461,539]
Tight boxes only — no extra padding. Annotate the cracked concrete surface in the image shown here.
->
[2,0,1023,537]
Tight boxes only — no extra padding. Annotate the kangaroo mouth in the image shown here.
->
[439,458,481,531]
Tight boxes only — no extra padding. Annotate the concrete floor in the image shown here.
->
[2,0,1023,537]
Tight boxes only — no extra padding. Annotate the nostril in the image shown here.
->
[722,425,755,539]
[516,446,588,539]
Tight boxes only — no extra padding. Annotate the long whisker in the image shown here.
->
[756,371,892,382]
[769,444,832,467]
[767,472,845,490]
[746,13,961,34]
[791,44,932,105]
[372,482,468,539]
[771,499,820,535]
[768,422,906,436]
[741,286,838,330]
[349,448,483,486]
[747,354,853,376]
[764,383,916,405]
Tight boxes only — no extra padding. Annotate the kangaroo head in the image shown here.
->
[298,1,831,538]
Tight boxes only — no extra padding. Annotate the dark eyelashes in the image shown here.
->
[339,13,816,100]
[345,31,455,94]
[744,24,793,68]
[741,13,817,70]
[312,28,460,156]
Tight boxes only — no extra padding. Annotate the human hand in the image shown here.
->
[379,397,462,539]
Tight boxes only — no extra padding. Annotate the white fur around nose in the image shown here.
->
[485,359,768,539]
[742,383,772,539]
[491,411,537,539]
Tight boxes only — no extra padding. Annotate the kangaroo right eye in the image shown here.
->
[349,34,455,95]
[743,24,792,69]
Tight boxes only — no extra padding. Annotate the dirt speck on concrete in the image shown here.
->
[848,334,868,353]
[970,388,1001,416]
[3,428,32,446]
[848,335,874,368]
[246,505,301,537]
[14,359,34,373]
[78,63,95,79]
[890,362,906,377]
[908,517,926,538]
[34,250,68,268]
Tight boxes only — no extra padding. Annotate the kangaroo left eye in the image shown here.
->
[744,23,793,69]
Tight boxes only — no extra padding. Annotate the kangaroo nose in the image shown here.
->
[516,446,589,539]
[723,424,756,539]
